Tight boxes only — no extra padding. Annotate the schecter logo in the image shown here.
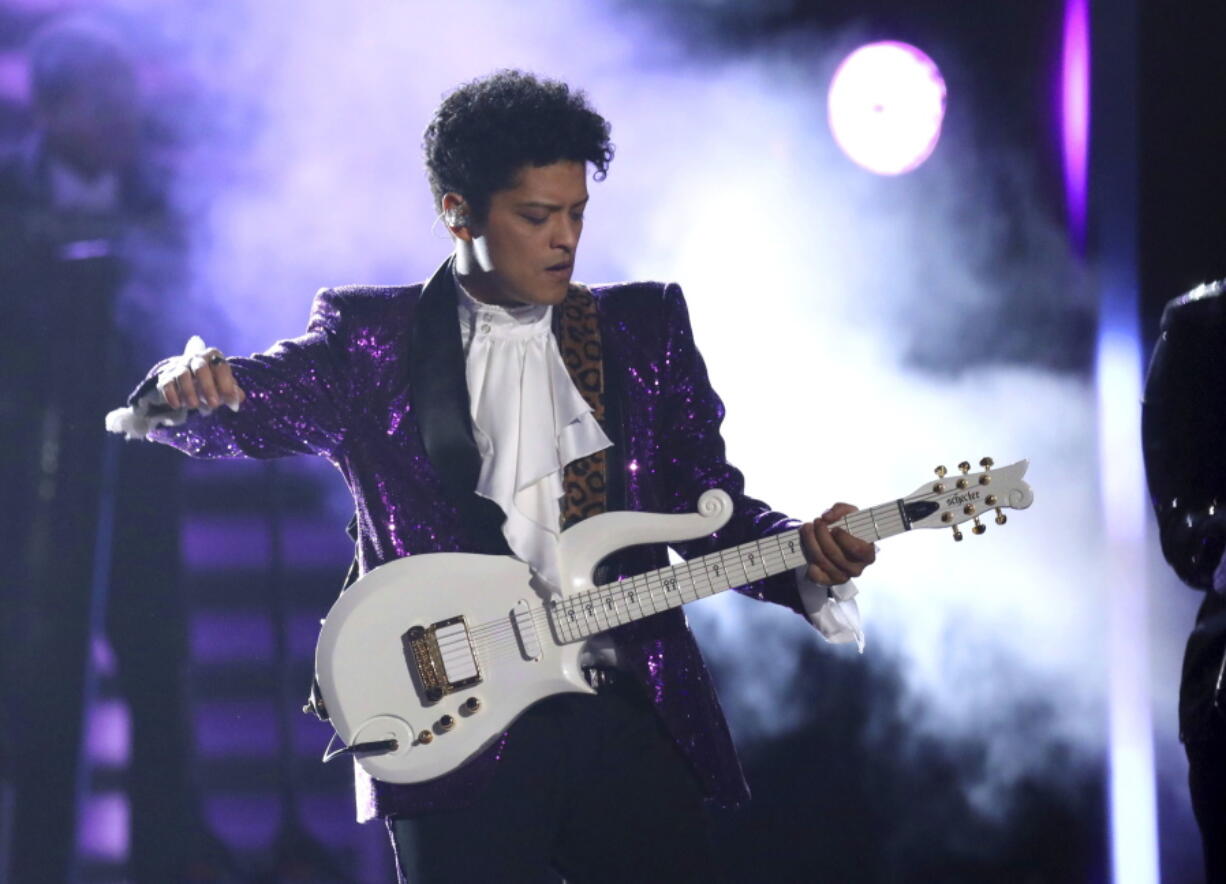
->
[945,490,981,507]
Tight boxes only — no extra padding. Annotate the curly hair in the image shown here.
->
[423,70,614,221]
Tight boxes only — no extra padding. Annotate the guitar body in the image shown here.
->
[315,488,740,785]
[316,551,588,785]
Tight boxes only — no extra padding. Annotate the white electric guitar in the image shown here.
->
[313,458,1033,785]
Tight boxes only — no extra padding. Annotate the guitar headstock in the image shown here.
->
[902,458,1033,540]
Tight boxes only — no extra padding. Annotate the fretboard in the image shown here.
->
[549,496,914,643]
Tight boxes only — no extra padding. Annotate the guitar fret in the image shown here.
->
[737,539,769,583]
[678,561,700,603]
[622,578,645,620]
[719,548,748,589]
[646,569,669,612]
[692,552,719,599]
[634,573,657,616]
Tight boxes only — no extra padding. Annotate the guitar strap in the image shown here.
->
[554,283,609,531]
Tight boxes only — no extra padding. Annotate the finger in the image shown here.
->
[190,356,222,408]
[176,366,200,409]
[814,521,861,579]
[206,351,246,407]
[831,528,876,567]
[820,502,859,524]
[800,521,850,585]
[158,374,181,409]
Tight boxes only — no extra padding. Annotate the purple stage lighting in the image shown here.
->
[1061,0,1090,251]
[827,41,947,176]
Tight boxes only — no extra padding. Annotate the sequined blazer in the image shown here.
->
[134,258,810,820]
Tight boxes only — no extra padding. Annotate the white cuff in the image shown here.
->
[105,387,190,440]
[795,565,864,652]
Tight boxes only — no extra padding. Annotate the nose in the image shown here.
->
[550,215,581,254]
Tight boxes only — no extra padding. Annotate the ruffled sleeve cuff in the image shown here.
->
[795,566,864,651]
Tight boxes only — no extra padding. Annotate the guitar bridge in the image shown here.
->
[403,616,481,704]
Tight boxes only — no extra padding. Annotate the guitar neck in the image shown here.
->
[549,497,914,643]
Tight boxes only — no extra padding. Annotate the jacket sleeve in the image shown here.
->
[653,282,809,617]
[1142,297,1226,594]
[118,287,352,460]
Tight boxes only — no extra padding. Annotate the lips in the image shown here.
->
[546,262,573,273]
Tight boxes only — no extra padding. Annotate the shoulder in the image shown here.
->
[1161,280,1226,336]
[587,279,689,323]
[309,283,423,331]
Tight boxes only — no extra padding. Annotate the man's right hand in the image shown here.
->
[157,336,246,411]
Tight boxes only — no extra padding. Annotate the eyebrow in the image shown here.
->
[514,197,590,211]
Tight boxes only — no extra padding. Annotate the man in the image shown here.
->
[1143,279,1226,884]
[108,70,874,882]
[0,17,191,883]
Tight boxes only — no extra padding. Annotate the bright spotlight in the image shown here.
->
[827,41,947,176]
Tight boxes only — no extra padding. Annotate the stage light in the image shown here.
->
[827,41,947,176]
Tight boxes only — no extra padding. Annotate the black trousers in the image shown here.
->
[387,677,725,883]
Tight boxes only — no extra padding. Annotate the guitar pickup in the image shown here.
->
[512,599,542,661]
[403,616,482,704]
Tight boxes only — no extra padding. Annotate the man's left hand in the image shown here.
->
[799,503,877,585]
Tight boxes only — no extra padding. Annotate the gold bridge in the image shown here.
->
[403,616,482,704]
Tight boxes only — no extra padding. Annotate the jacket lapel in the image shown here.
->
[409,257,511,555]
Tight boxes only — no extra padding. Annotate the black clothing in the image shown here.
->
[1142,281,1226,882]
[0,135,190,884]
[387,676,725,884]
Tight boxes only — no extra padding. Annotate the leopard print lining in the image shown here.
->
[556,284,609,530]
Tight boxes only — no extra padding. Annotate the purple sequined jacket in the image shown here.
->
[134,258,809,821]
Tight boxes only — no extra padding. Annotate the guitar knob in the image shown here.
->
[418,730,433,745]
[972,517,986,535]
[934,465,948,478]
[995,508,1008,525]
[438,715,455,732]
[951,526,963,542]
[463,697,481,713]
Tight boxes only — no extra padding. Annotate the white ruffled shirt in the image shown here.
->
[454,278,863,650]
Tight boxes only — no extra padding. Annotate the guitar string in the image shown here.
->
[414,482,1006,680]
[463,506,901,649]
[458,482,993,648]
[467,517,886,649]
[464,501,893,643]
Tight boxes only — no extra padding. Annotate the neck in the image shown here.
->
[550,499,919,644]
[453,245,521,307]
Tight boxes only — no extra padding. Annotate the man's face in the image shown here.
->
[464,160,588,307]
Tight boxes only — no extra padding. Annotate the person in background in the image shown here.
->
[0,16,191,884]
[1143,278,1226,884]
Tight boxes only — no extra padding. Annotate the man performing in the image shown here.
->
[108,70,875,882]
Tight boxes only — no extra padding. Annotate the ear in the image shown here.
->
[441,192,473,241]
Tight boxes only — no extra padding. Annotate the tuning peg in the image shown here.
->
[994,507,1007,525]
[972,517,986,535]
[979,457,994,469]
[934,465,948,478]
[958,461,971,474]
[951,526,963,542]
